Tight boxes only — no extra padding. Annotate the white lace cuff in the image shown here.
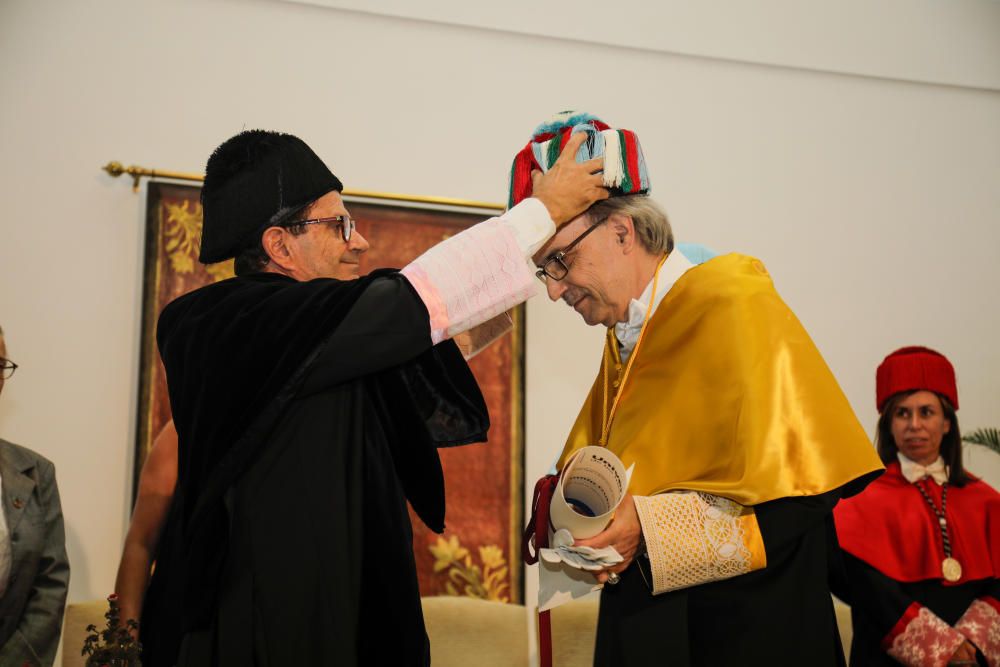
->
[633,492,766,595]
[400,199,552,344]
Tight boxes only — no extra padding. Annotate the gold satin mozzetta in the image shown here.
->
[599,254,668,445]
[558,254,883,505]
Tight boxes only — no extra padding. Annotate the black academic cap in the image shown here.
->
[199,130,343,264]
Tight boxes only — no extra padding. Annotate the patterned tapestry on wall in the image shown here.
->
[135,182,524,603]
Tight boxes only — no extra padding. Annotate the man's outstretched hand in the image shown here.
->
[531,132,609,226]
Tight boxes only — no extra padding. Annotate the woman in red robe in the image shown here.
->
[834,346,1000,666]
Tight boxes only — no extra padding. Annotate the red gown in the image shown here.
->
[833,462,1000,666]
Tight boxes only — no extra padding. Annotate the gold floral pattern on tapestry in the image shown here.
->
[163,200,233,282]
[430,535,510,602]
[205,259,234,282]
[163,201,202,274]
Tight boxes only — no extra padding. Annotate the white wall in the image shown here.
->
[1,0,998,660]
[287,0,1000,89]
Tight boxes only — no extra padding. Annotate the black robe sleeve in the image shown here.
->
[830,546,995,665]
[837,552,918,639]
[297,275,433,394]
[299,273,489,533]
[755,488,842,556]
[601,483,879,667]
[755,469,878,557]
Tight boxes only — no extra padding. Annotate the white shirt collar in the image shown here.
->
[897,452,948,485]
[615,250,695,362]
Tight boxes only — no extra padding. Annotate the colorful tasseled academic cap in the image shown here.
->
[876,346,959,412]
[507,111,650,209]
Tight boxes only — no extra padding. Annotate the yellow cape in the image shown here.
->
[558,254,882,505]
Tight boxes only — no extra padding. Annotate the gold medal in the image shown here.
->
[914,482,962,583]
[942,557,962,582]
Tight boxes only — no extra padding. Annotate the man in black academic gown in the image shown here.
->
[139,129,607,666]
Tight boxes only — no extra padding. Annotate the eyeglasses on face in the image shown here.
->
[283,215,356,242]
[0,358,17,380]
[535,219,605,283]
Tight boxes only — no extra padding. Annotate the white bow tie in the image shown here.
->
[898,455,948,485]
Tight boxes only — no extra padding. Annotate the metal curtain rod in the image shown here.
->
[101,161,505,211]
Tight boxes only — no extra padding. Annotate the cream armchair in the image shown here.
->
[63,594,850,666]
[63,597,534,667]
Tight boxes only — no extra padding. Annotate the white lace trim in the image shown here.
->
[888,606,966,667]
[633,492,755,595]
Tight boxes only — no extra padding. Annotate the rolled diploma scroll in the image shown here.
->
[550,446,632,540]
[537,446,632,612]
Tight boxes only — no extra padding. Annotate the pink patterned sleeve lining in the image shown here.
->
[956,597,1000,666]
[401,204,548,345]
[400,263,450,343]
[883,602,967,667]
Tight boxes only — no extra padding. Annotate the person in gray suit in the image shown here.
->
[0,325,70,666]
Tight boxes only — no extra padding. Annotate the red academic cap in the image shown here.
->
[876,346,958,412]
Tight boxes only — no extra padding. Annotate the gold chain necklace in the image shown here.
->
[914,479,963,582]
[598,254,669,446]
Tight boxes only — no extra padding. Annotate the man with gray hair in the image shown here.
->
[531,194,675,328]
[516,112,883,665]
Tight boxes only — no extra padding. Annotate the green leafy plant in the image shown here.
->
[963,427,1000,456]
[81,594,141,666]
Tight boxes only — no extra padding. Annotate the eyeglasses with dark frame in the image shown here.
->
[0,358,17,381]
[283,215,356,243]
[535,219,606,283]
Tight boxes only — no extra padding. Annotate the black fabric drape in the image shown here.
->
[156,271,388,636]
[142,273,488,667]
[157,271,387,521]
